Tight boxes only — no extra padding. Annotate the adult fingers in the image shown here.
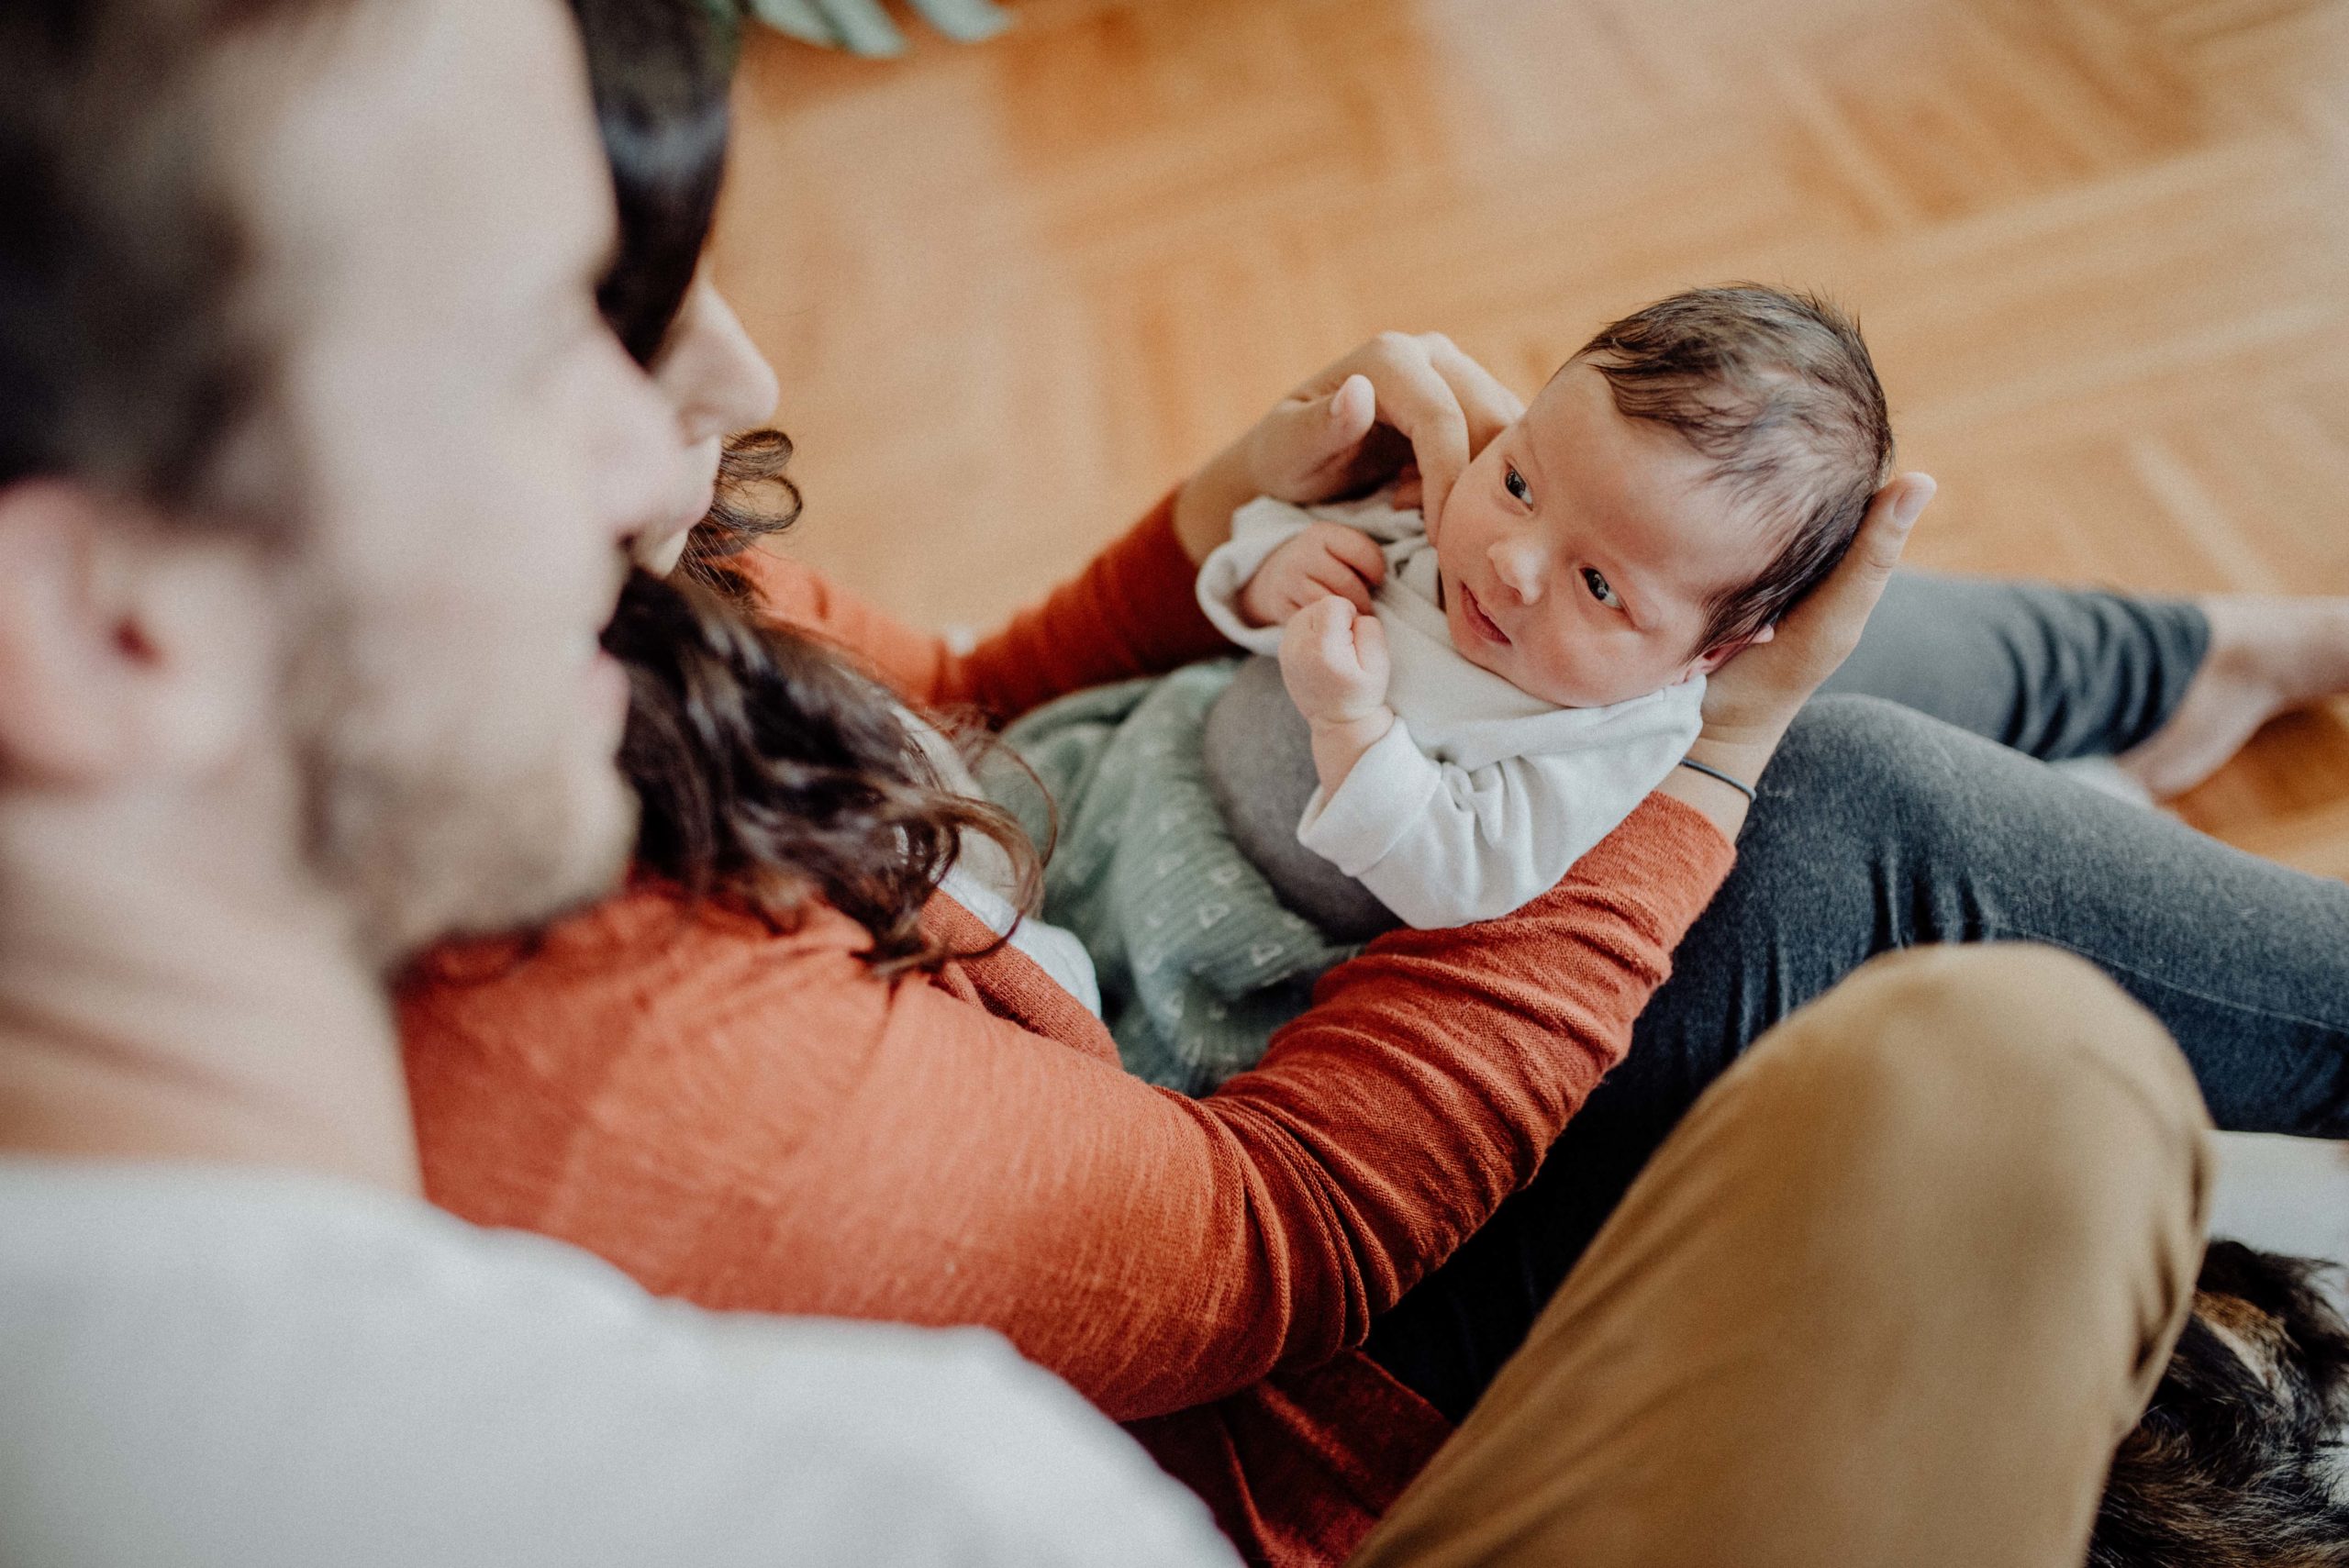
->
[1417,333,1525,455]
[1241,373,1378,502]
[1326,373,1376,444]
[1776,473,1934,683]
[1355,334,1472,537]
[1253,335,1523,524]
[1701,473,1934,753]
[1357,332,1520,539]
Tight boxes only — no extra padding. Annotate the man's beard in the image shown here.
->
[284,602,638,970]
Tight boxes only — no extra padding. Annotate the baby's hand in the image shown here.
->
[1240,521,1387,628]
[1279,595,1392,727]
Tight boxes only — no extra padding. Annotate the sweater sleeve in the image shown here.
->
[731,492,1233,723]
[404,795,1734,1424]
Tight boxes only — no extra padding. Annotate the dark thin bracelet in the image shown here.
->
[1676,755,1758,805]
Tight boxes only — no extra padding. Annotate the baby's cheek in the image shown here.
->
[1521,626,1615,706]
[1532,623,1677,708]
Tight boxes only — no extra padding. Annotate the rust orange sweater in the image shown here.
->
[400,495,1736,1566]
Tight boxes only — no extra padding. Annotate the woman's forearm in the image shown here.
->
[941,795,1734,1421]
[1172,440,1259,565]
[1657,734,1766,840]
[1169,795,1737,1394]
[398,798,1734,1429]
[939,492,1234,720]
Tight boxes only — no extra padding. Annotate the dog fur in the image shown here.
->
[2090,1240,2349,1566]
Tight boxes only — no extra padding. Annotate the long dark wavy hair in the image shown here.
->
[575,0,1036,973]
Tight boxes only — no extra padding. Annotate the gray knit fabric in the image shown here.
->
[980,662,1357,1094]
[1202,655,1401,943]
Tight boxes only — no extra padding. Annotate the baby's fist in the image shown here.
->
[1279,596,1391,726]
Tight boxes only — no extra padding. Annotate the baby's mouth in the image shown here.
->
[1460,584,1512,647]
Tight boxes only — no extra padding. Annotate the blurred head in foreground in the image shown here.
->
[0,0,676,965]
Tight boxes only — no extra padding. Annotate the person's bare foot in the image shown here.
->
[2118,596,2349,797]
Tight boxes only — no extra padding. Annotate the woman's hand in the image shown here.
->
[1174,333,1525,563]
[1663,473,1938,835]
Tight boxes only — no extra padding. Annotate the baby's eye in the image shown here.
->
[1503,464,1531,506]
[1582,567,1622,610]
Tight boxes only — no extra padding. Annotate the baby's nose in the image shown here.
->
[1489,539,1545,602]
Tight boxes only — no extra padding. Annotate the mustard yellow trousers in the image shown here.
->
[1356,944,2212,1568]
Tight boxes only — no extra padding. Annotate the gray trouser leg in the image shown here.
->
[1366,695,2349,1419]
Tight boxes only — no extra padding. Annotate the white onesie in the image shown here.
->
[1196,494,1704,929]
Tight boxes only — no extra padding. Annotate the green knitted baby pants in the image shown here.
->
[979,661,1357,1095]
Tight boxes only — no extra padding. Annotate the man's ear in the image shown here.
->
[1689,621,1776,679]
[0,481,277,787]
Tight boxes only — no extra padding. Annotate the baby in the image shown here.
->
[986,285,1891,1092]
[1197,284,1893,936]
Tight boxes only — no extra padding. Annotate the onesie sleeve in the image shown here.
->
[1193,496,1316,655]
[1297,697,1703,929]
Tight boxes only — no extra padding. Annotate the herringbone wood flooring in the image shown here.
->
[713,0,2349,867]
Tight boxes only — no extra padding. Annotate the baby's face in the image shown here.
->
[1433,362,1778,708]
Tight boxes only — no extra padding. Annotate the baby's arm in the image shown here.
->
[1278,596,1397,797]
[1291,701,1705,929]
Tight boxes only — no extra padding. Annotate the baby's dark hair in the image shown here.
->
[1572,284,1892,654]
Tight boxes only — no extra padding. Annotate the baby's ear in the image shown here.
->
[1691,622,1774,677]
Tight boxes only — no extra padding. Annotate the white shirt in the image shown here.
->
[0,1161,1236,1568]
[1197,495,1705,929]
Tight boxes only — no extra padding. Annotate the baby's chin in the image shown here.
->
[1460,637,1670,710]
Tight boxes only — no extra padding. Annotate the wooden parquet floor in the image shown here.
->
[713,0,2349,867]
